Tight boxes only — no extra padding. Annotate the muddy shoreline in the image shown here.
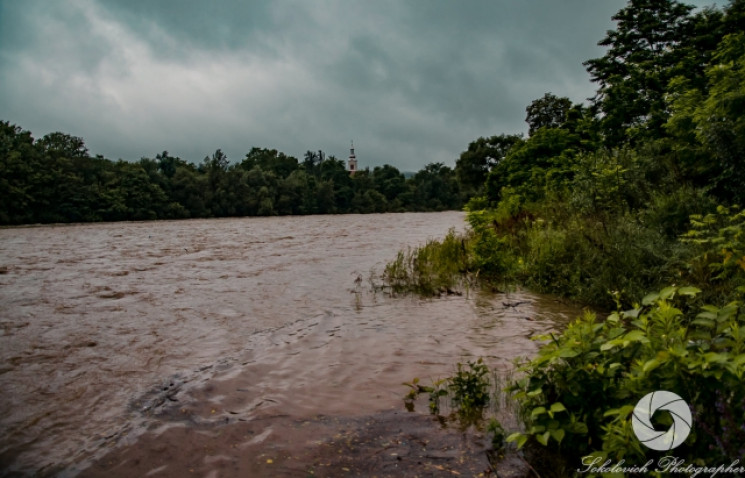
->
[79,409,500,478]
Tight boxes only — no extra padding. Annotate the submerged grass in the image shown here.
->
[402,360,520,454]
[382,228,475,297]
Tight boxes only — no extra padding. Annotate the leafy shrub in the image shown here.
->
[506,285,745,473]
[465,207,519,279]
[448,358,492,419]
[403,359,494,421]
[682,205,745,298]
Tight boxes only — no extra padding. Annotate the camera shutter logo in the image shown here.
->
[632,391,692,451]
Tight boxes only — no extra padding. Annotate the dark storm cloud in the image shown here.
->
[0,0,716,171]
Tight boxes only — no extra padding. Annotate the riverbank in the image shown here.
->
[80,410,496,477]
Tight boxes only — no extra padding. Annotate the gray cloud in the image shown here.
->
[0,0,717,171]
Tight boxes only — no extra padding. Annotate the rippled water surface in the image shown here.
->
[0,212,583,476]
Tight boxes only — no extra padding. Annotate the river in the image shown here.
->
[0,212,582,476]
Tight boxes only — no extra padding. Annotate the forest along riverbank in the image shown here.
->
[0,212,583,476]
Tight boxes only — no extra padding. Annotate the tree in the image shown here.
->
[204,148,229,173]
[0,123,37,223]
[525,93,572,135]
[240,147,299,178]
[372,164,406,202]
[584,0,694,145]
[303,150,325,176]
[36,132,89,159]
[156,151,181,178]
[667,32,745,203]
[485,128,578,203]
[171,164,208,218]
[455,134,522,196]
[411,163,461,211]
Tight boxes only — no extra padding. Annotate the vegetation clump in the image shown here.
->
[383,229,473,297]
[505,285,745,476]
[403,358,504,434]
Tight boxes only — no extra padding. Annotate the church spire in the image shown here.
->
[348,140,357,175]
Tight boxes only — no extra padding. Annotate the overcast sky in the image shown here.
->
[0,0,716,172]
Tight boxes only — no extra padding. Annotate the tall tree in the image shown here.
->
[241,147,299,178]
[667,32,745,203]
[584,0,694,145]
[525,93,572,135]
[36,132,89,159]
[455,134,522,196]
[0,122,37,224]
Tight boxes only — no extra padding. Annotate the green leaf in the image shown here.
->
[623,330,648,343]
[691,318,715,328]
[659,286,677,300]
[622,308,642,319]
[549,428,566,444]
[527,388,542,397]
[642,292,659,305]
[600,339,622,351]
[531,406,547,419]
[535,431,550,446]
[642,358,661,373]
[704,352,728,364]
[678,286,701,297]
[549,402,567,414]
[558,348,580,358]
[608,327,626,339]
[505,433,528,449]
[569,422,588,434]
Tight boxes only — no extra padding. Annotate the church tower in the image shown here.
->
[348,141,357,175]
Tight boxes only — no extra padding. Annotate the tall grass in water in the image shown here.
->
[383,228,473,296]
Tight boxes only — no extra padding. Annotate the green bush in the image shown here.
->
[682,205,745,299]
[506,285,745,474]
[403,358,496,426]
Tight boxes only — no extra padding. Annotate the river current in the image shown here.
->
[0,212,582,476]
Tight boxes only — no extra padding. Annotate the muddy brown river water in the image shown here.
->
[0,212,583,477]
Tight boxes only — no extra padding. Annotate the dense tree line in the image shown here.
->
[0,128,461,224]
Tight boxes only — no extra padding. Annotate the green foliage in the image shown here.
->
[382,229,472,297]
[403,358,494,424]
[402,377,449,415]
[584,0,696,145]
[485,128,579,204]
[506,286,745,469]
[682,205,745,297]
[0,123,462,225]
[667,32,745,203]
[455,134,521,198]
[463,198,523,279]
[525,93,573,136]
[390,1,745,474]
[448,358,491,419]
[487,418,506,450]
